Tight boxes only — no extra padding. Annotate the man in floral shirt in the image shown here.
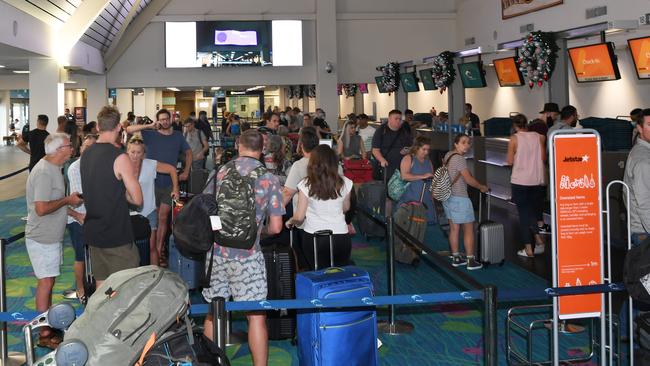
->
[202,129,284,366]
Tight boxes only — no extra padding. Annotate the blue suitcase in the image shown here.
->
[168,235,204,290]
[295,231,378,366]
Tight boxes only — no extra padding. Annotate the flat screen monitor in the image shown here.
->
[568,42,620,82]
[493,57,524,87]
[165,20,303,68]
[458,61,487,88]
[627,36,650,79]
[358,83,369,94]
[375,76,388,93]
[319,139,333,148]
[418,68,437,90]
[400,72,420,92]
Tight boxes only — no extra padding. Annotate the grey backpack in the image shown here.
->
[62,266,190,365]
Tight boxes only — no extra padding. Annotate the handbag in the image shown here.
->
[387,156,414,201]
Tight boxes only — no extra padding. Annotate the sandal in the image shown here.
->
[517,249,534,258]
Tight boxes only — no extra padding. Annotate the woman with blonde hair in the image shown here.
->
[336,120,365,159]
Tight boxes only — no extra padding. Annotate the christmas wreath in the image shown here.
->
[517,31,558,88]
[431,51,455,93]
[343,84,358,97]
[382,62,400,93]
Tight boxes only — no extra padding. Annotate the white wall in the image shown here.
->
[407,82,450,114]
[337,17,457,83]
[64,90,85,110]
[0,75,28,90]
[158,0,315,16]
[363,83,395,120]
[107,21,318,88]
[339,94,354,117]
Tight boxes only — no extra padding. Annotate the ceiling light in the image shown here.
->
[13,70,30,74]
[456,45,495,57]
[246,85,265,92]
[167,87,180,92]
[0,65,5,68]
[211,87,221,90]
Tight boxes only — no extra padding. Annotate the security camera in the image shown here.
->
[325,62,333,74]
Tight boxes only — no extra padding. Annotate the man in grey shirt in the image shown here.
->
[183,118,208,170]
[25,133,82,346]
[624,108,650,246]
[547,105,579,135]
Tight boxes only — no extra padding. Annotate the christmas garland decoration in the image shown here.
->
[343,84,358,98]
[431,51,455,93]
[517,31,558,88]
[307,85,316,98]
[381,62,400,93]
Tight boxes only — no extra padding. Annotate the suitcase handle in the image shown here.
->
[313,230,334,270]
[478,190,492,222]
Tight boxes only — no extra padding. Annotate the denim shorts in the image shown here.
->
[442,195,475,224]
[145,209,158,230]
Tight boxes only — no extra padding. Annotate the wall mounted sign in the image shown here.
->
[552,133,603,320]
[502,0,563,19]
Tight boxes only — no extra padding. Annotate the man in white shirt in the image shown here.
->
[357,114,375,159]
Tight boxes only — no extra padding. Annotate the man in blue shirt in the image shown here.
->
[127,109,191,266]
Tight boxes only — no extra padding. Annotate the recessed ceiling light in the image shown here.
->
[0,65,5,68]
[166,87,180,92]
[210,87,221,90]
[13,70,29,74]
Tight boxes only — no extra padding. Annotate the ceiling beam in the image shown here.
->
[104,0,172,70]
[56,0,112,58]
[103,0,145,57]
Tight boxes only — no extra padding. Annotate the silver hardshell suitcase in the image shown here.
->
[478,192,505,265]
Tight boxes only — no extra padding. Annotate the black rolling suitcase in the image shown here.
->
[357,171,387,239]
[189,168,210,194]
[263,229,297,340]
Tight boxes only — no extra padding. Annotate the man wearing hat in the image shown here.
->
[540,102,560,128]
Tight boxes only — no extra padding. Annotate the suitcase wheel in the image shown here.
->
[55,339,89,366]
[47,303,76,330]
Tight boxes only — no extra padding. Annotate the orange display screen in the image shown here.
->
[568,43,620,82]
[552,134,603,320]
[493,57,523,87]
[628,37,650,79]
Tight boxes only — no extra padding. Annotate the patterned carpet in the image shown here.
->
[0,196,609,365]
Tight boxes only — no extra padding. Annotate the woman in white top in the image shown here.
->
[506,114,547,258]
[286,145,353,270]
[127,136,180,267]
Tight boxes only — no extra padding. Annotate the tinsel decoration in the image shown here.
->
[307,85,316,98]
[431,51,455,93]
[517,31,558,89]
[297,85,306,99]
[382,62,400,93]
[343,84,358,98]
[288,86,297,99]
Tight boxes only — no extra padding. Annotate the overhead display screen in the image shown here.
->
[165,20,303,68]
[418,68,437,90]
[493,57,524,87]
[568,43,620,83]
[458,61,487,88]
[400,72,420,92]
[627,36,650,79]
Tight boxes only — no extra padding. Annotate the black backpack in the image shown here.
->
[214,158,267,249]
[172,194,218,260]
[623,235,650,303]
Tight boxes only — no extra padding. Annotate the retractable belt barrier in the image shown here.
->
[0,167,28,181]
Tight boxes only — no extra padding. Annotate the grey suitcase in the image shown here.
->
[478,193,505,265]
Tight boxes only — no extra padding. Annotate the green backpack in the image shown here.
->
[214,158,267,249]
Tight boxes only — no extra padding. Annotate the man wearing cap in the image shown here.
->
[541,103,560,128]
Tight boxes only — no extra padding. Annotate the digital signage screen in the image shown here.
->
[493,57,524,87]
[568,42,620,83]
[627,36,650,79]
[458,61,487,88]
[375,76,388,93]
[400,72,420,92]
[418,68,437,90]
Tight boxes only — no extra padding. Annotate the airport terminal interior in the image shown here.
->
[1,0,650,365]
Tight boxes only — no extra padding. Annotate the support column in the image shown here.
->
[144,88,161,120]
[353,93,364,114]
[115,89,133,116]
[85,74,107,122]
[315,0,338,126]
[0,91,10,137]
[29,59,63,133]
[447,57,466,149]
[545,39,569,107]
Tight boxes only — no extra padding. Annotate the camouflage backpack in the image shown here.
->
[214,158,267,249]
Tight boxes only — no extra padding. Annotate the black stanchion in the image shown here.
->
[483,285,497,366]
[0,167,28,181]
[211,297,227,351]
[378,216,414,335]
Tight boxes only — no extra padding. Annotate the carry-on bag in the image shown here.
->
[130,213,151,266]
[59,266,192,365]
[296,231,378,366]
[189,168,211,194]
[343,158,373,184]
[169,198,206,289]
[393,182,428,265]
[356,171,387,239]
[263,230,297,340]
[478,192,505,265]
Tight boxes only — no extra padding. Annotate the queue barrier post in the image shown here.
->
[483,285,497,366]
[211,297,227,352]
